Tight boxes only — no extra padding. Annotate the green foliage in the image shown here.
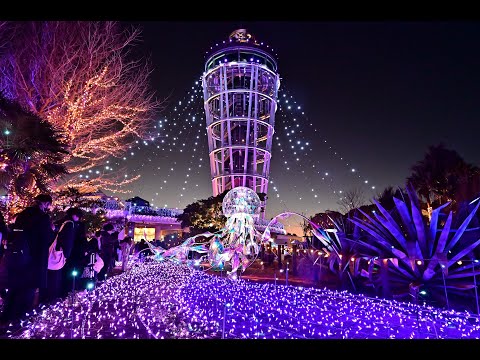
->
[373,186,408,213]
[310,210,342,230]
[83,209,109,235]
[55,187,103,209]
[407,143,480,209]
[177,190,229,236]
[178,190,267,236]
[0,93,68,212]
[52,187,114,235]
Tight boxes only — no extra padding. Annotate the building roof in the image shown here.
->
[125,196,150,207]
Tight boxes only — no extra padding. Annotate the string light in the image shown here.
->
[9,261,480,339]
[121,75,382,224]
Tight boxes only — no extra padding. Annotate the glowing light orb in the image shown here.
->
[222,187,261,218]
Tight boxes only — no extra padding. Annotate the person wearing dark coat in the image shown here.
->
[113,230,120,262]
[137,239,151,262]
[45,207,84,303]
[60,210,88,298]
[0,194,54,325]
[79,238,103,289]
[98,223,117,280]
[0,211,8,258]
[0,211,8,301]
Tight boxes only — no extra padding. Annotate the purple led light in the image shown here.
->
[8,261,480,339]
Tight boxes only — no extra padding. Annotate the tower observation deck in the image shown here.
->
[202,29,280,217]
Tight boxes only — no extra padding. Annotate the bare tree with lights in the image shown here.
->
[0,21,161,196]
[0,22,12,51]
[336,187,367,214]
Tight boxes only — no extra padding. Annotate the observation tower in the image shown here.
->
[202,29,280,217]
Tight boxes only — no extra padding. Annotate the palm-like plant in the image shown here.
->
[0,94,68,214]
[349,185,480,310]
[309,212,377,293]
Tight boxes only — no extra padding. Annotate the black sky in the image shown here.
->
[116,21,480,220]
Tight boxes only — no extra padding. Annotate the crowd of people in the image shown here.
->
[0,194,136,330]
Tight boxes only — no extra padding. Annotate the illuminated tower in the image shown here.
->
[202,29,280,216]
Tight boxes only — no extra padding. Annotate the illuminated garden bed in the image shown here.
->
[9,261,480,339]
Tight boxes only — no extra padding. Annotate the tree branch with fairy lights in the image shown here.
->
[0,21,162,196]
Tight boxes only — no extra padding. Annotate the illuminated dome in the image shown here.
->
[222,187,261,218]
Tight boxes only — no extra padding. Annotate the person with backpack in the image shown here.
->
[45,207,84,303]
[0,194,54,327]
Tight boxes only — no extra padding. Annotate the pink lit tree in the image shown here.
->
[0,21,162,197]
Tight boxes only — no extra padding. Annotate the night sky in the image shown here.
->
[98,21,480,225]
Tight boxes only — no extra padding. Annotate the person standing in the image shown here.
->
[0,194,54,326]
[0,211,8,301]
[98,223,116,281]
[46,207,84,303]
[94,230,102,252]
[116,226,125,263]
[60,208,87,298]
[137,238,150,262]
[119,236,133,272]
[0,211,7,258]
[80,237,103,290]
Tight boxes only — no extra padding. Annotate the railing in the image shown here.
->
[255,218,285,234]
[124,206,183,218]
[103,206,183,220]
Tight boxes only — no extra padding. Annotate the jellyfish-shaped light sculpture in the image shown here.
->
[141,187,334,279]
[208,186,262,275]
